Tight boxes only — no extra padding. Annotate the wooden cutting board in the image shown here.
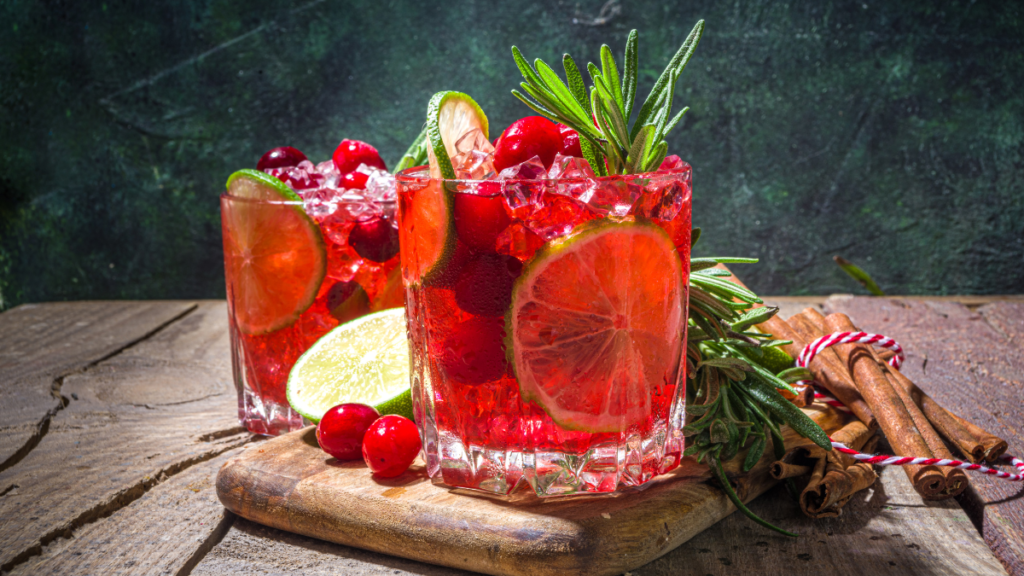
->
[216,405,845,576]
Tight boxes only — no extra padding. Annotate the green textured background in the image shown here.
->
[1,0,1022,308]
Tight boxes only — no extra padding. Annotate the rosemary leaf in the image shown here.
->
[622,30,638,119]
[600,44,624,115]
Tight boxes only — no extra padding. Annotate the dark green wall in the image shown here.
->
[2,0,1022,307]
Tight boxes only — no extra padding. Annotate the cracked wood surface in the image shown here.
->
[0,298,1019,576]
[0,301,198,471]
[825,296,1024,576]
[0,301,245,573]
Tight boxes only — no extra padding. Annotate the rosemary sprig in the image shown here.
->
[510,21,704,175]
[393,126,429,174]
[685,231,831,536]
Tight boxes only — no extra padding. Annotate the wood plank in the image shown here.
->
[824,296,1024,575]
[635,463,1007,575]
[0,301,248,573]
[216,407,846,576]
[8,447,244,576]
[0,301,197,471]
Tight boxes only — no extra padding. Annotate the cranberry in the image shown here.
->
[257,146,307,171]
[493,116,563,172]
[440,317,508,384]
[557,124,583,158]
[333,139,387,175]
[362,415,421,477]
[317,403,380,461]
[325,280,370,324]
[454,253,521,317]
[267,165,324,191]
[349,217,400,263]
[454,187,511,253]
[341,171,369,190]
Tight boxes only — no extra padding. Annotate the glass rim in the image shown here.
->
[394,162,692,186]
[219,192,396,206]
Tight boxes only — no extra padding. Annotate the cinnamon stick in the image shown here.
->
[801,309,1005,464]
[798,421,878,518]
[781,314,875,427]
[951,414,1008,463]
[822,313,948,500]
[770,461,814,480]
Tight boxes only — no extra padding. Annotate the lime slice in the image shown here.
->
[398,178,454,286]
[426,91,489,179]
[506,218,685,433]
[223,169,326,334]
[287,308,413,422]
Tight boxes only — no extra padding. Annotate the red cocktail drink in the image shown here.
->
[222,149,402,436]
[397,159,691,496]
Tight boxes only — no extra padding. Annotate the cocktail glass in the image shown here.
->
[396,161,691,496]
[221,162,403,436]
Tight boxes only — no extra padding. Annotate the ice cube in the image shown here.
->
[497,155,547,180]
[455,128,495,155]
[583,178,641,217]
[265,164,325,195]
[303,195,337,220]
[658,155,685,172]
[547,154,595,179]
[453,149,495,180]
[337,189,382,221]
[631,177,689,221]
[315,160,341,188]
[357,165,397,202]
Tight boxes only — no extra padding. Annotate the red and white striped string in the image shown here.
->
[792,331,1023,482]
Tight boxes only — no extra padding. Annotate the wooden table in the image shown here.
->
[1,297,1022,576]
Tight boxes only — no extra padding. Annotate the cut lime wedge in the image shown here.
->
[506,218,685,433]
[286,308,413,423]
[223,169,326,334]
[426,91,489,179]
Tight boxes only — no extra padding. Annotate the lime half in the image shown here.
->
[506,218,685,433]
[287,308,413,422]
[426,91,489,179]
[223,169,326,334]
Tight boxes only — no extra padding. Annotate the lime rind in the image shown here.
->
[224,169,326,335]
[226,168,303,202]
[426,91,489,179]
[506,217,684,433]
[286,308,413,423]
[401,179,456,288]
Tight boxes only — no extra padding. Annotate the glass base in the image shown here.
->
[236,386,307,436]
[426,425,685,498]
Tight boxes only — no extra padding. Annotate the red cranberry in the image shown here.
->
[454,187,511,253]
[362,415,421,477]
[341,171,369,190]
[333,139,387,174]
[557,124,583,158]
[257,146,307,171]
[454,253,521,317]
[493,116,563,172]
[349,218,400,263]
[317,403,380,461]
[325,280,370,324]
[440,317,508,384]
[267,165,324,191]
[658,155,685,171]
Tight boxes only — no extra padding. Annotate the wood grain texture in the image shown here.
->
[8,447,243,576]
[217,407,846,576]
[0,301,197,470]
[824,296,1024,576]
[0,301,247,572]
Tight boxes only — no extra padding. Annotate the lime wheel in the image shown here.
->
[506,218,685,433]
[222,169,326,334]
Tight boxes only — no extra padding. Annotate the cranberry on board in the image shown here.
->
[362,415,422,477]
[257,146,307,171]
[493,116,563,172]
[349,217,400,263]
[333,139,387,174]
[316,403,380,461]
[453,185,511,253]
[557,124,583,158]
